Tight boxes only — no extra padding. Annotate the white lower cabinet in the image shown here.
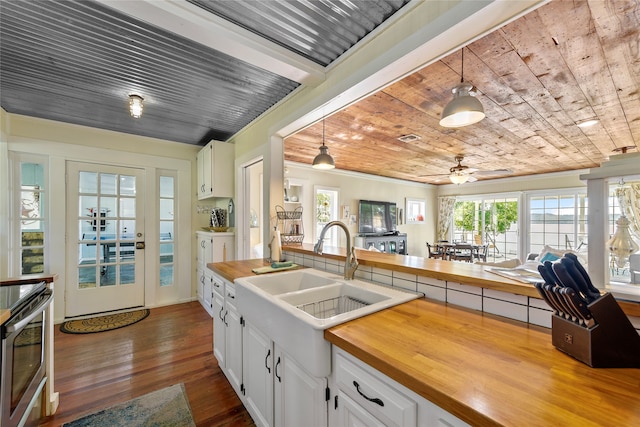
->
[336,390,387,427]
[274,345,327,427]
[240,320,328,427]
[225,285,243,395]
[242,322,273,427]
[333,348,417,427]
[331,347,470,427]
[212,273,243,396]
[212,277,225,364]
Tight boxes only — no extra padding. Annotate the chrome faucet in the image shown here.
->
[314,220,358,280]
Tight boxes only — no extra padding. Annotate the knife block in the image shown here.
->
[551,292,640,368]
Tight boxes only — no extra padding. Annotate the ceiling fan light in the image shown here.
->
[449,171,470,185]
[440,82,485,128]
[312,145,335,169]
[129,94,144,118]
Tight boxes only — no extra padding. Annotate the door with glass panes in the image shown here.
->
[66,162,145,317]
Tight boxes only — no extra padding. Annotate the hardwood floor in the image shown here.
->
[40,301,255,427]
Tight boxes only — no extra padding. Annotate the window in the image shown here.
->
[159,173,175,287]
[315,186,339,246]
[13,155,48,275]
[405,198,426,223]
[451,195,519,262]
[527,191,588,257]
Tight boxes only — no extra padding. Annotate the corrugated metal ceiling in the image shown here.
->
[187,0,410,66]
[0,0,410,145]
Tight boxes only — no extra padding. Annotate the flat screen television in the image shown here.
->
[358,200,397,235]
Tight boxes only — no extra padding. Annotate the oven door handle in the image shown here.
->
[6,290,54,333]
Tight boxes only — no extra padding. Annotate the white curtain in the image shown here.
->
[617,183,640,238]
[436,196,456,242]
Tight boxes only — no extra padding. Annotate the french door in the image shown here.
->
[66,162,145,317]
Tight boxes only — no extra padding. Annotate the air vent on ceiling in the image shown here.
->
[397,134,421,143]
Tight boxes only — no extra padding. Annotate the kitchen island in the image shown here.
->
[207,257,640,426]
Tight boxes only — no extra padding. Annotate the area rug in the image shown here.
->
[62,383,195,427]
[60,309,150,334]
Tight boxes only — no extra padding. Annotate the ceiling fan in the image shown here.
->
[428,155,513,184]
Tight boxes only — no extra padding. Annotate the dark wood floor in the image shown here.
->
[40,301,255,427]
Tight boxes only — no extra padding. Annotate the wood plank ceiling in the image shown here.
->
[284,0,640,184]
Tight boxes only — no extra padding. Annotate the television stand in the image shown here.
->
[355,233,407,255]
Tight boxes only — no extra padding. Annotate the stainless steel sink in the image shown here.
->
[235,268,419,377]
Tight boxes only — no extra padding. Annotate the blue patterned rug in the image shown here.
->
[62,383,195,427]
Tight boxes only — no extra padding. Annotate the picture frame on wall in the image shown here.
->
[405,198,426,224]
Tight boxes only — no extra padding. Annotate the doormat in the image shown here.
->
[62,383,195,427]
[60,309,150,334]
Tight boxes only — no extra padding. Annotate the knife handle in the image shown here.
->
[535,282,559,316]
[551,261,588,303]
[561,287,595,328]
[560,255,600,303]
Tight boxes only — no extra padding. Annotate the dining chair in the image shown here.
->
[475,244,488,262]
[426,242,445,260]
[451,244,473,262]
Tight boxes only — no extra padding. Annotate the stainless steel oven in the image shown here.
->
[1,282,53,427]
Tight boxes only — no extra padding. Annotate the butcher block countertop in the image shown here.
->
[325,298,640,427]
[207,259,640,427]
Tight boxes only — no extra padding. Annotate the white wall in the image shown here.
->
[4,114,199,322]
[285,162,437,257]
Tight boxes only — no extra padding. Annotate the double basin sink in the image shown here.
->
[235,268,419,377]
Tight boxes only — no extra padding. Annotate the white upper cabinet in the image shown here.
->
[197,140,234,199]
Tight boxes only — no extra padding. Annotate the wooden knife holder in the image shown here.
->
[551,292,640,368]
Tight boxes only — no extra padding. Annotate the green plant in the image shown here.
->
[454,200,518,235]
[316,193,331,223]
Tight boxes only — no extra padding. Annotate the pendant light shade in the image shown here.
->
[449,171,470,185]
[312,119,335,170]
[439,82,485,127]
[440,48,485,128]
[607,215,639,268]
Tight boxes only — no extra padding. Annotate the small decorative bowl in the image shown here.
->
[211,226,229,232]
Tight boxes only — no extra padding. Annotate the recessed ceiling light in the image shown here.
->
[576,119,598,128]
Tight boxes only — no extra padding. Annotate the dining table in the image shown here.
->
[435,242,486,262]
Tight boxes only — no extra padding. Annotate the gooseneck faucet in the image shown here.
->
[314,220,359,280]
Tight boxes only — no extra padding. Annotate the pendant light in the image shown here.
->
[312,118,335,170]
[607,180,640,268]
[440,48,485,128]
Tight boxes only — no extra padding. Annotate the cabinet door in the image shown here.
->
[211,141,234,197]
[213,287,225,365]
[242,322,274,427]
[196,266,204,303]
[274,346,327,427]
[203,269,213,313]
[226,291,243,396]
[196,144,213,199]
[196,232,213,265]
[337,390,386,427]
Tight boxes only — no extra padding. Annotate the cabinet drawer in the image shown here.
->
[212,274,224,297]
[335,352,417,427]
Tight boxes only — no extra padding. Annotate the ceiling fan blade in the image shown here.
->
[467,175,478,183]
[472,169,513,176]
